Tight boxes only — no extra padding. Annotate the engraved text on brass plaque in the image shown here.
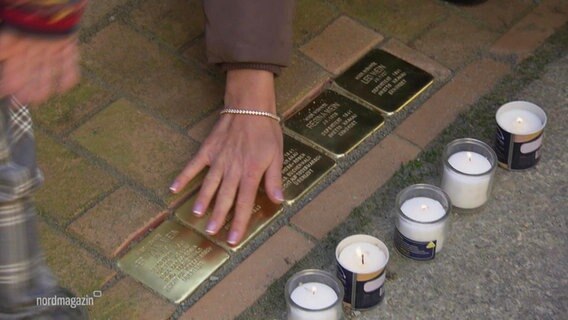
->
[285,90,384,157]
[282,135,336,203]
[336,49,433,115]
[117,220,229,303]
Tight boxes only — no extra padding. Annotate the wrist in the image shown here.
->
[224,69,276,113]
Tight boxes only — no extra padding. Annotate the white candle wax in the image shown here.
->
[398,197,447,252]
[288,282,340,320]
[442,151,492,209]
[337,242,386,273]
[497,109,542,135]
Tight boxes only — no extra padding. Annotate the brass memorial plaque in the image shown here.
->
[117,220,229,303]
[285,90,384,157]
[335,49,433,115]
[166,169,207,209]
[175,192,283,252]
[282,135,336,204]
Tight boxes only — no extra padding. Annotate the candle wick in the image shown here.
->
[420,204,428,210]
[516,117,523,124]
[361,253,365,265]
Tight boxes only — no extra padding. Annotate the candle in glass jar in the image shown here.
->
[286,270,344,320]
[443,151,491,208]
[289,282,338,319]
[441,139,497,209]
[394,184,451,260]
[398,197,447,251]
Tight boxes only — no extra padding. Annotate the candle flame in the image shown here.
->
[466,152,472,162]
[516,117,524,124]
[420,204,428,210]
[311,286,317,295]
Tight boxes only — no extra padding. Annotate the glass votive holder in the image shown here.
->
[441,138,497,209]
[394,184,451,260]
[285,269,345,320]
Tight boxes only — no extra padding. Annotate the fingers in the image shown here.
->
[170,151,208,193]
[264,152,285,204]
[206,165,241,237]
[192,162,224,216]
[226,166,264,245]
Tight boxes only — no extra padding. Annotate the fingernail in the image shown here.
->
[227,231,239,245]
[193,203,204,216]
[169,181,180,193]
[205,221,217,234]
[274,189,285,202]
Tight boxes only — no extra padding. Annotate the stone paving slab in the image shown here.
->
[24,0,568,319]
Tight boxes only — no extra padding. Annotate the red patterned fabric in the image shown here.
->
[0,0,87,34]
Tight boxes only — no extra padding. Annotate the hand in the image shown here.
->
[171,69,284,245]
[0,29,80,105]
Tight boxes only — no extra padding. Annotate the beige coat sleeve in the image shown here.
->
[203,0,295,74]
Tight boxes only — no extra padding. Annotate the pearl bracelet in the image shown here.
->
[220,108,281,123]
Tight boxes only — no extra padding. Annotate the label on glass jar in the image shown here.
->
[394,228,436,261]
[336,263,385,309]
[495,125,544,170]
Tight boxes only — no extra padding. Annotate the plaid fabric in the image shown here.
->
[8,96,33,146]
[0,97,86,319]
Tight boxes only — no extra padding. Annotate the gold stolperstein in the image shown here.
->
[335,49,433,115]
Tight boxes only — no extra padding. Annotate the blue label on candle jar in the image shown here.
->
[495,125,543,170]
[394,228,436,261]
[336,263,385,309]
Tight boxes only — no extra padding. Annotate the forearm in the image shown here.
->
[203,0,295,76]
[0,0,87,35]
[224,69,276,113]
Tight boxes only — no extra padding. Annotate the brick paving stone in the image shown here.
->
[182,226,314,320]
[395,58,510,148]
[35,133,117,225]
[329,0,448,42]
[276,51,331,116]
[38,221,115,296]
[88,278,175,320]
[183,38,208,67]
[414,14,500,71]
[293,0,339,45]
[132,0,204,49]
[291,134,421,239]
[68,187,164,258]
[381,38,452,82]
[457,0,534,32]
[300,16,384,75]
[81,0,127,28]
[71,99,197,200]
[490,0,568,62]
[34,80,114,135]
[81,23,223,127]
[187,111,218,143]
